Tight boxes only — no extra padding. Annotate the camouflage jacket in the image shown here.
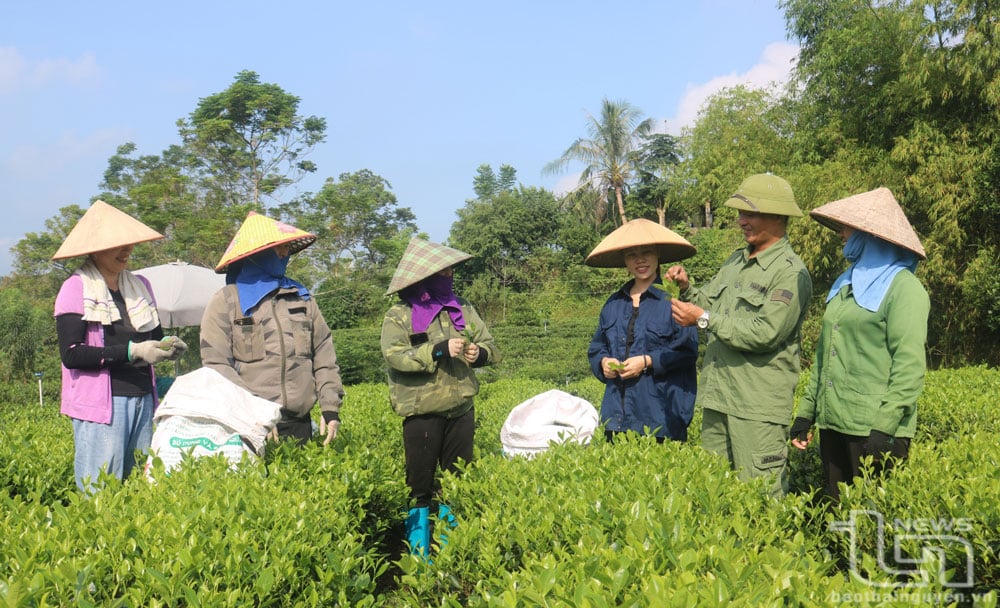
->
[380,298,499,418]
[200,284,344,421]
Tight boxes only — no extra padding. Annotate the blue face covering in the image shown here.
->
[227,248,310,314]
[826,231,918,312]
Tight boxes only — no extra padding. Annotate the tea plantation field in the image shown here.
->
[1,365,998,606]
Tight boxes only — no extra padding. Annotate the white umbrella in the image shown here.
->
[135,261,226,328]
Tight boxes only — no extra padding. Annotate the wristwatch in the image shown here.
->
[696,311,710,329]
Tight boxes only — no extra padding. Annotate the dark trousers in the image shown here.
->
[402,408,475,508]
[819,428,910,501]
[277,415,312,445]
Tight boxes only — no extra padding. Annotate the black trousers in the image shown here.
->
[819,428,910,501]
[402,408,475,508]
[276,416,313,445]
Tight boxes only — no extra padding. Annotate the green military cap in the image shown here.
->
[724,173,803,217]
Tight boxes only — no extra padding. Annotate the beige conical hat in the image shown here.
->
[51,200,164,260]
[584,218,696,268]
[215,212,317,273]
[810,187,925,259]
[385,237,472,295]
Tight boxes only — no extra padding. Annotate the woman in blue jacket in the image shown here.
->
[586,219,699,442]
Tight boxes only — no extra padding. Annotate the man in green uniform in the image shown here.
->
[668,174,812,497]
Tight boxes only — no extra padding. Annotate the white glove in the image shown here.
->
[129,340,177,365]
[160,336,188,361]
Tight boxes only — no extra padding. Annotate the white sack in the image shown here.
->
[500,389,599,458]
[147,415,252,474]
[146,367,281,475]
[153,367,281,455]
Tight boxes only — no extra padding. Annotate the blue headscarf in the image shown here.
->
[227,248,310,314]
[826,231,918,312]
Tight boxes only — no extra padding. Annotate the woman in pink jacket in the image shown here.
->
[53,201,185,492]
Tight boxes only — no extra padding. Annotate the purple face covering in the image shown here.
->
[403,273,465,333]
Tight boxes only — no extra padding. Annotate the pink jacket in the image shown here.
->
[54,273,159,423]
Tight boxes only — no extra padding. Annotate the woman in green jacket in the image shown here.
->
[790,188,930,501]
[381,238,500,556]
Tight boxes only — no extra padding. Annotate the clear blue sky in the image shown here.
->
[1,0,797,277]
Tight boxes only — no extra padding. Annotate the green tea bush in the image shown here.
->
[330,327,384,385]
[1,360,998,605]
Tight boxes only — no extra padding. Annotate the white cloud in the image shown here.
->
[0,47,26,94]
[4,128,129,179]
[32,52,101,87]
[0,47,102,95]
[666,42,799,133]
[553,174,581,197]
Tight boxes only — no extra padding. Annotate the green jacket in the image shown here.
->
[797,271,929,438]
[381,298,500,418]
[685,236,812,425]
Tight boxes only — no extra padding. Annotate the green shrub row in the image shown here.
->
[1,367,998,605]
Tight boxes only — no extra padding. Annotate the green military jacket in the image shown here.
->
[381,298,500,418]
[797,271,929,438]
[685,236,812,425]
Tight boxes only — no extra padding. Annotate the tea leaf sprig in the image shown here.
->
[651,279,681,299]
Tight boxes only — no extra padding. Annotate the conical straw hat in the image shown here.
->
[385,237,472,295]
[52,200,164,260]
[810,187,925,259]
[215,212,317,273]
[584,218,696,268]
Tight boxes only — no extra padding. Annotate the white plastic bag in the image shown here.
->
[500,389,599,458]
[147,415,251,473]
[145,367,281,475]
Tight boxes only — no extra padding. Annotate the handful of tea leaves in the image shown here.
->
[461,322,477,345]
[607,361,625,372]
[651,279,681,299]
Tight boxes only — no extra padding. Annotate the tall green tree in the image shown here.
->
[472,164,518,199]
[279,169,417,287]
[449,186,560,290]
[781,0,924,152]
[675,85,795,228]
[630,133,684,225]
[97,143,242,269]
[544,98,654,224]
[781,0,1000,364]
[178,70,326,212]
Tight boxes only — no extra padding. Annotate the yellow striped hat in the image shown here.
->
[215,212,317,273]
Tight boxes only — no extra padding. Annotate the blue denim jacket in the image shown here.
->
[588,280,698,440]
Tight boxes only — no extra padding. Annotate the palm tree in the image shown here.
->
[544,98,653,225]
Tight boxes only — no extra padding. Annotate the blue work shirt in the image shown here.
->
[588,280,698,440]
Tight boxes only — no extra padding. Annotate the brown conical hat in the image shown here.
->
[385,237,472,295]
[51,200,164,260]
[810,187,925,259]
[584,218,696,268]
[215,212,317,273]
